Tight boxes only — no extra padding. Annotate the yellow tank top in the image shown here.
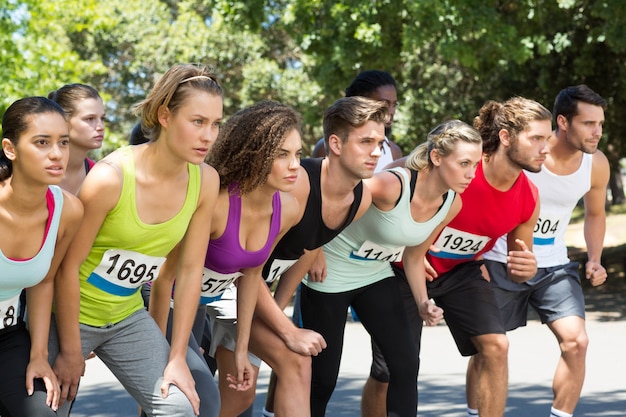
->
[79,146,200,327]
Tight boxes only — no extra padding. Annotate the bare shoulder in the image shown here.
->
[79,155,124,210]
[59,189,84,222]
[291,165,311,207]
[199,162,220,195]
[364,168,404,207]
[279,190,301,231]
[354,182,373,220]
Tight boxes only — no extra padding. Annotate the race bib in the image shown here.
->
[351,240,405,263]
[200,269,243,304]
[0,293,20,330]
[430,227,490,259]
[87,249,166,296]
[533,214,561,246]
[264,259,297,284]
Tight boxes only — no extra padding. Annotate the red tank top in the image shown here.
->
[427,161,538,275]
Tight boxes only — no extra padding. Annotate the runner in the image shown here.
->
[482,85,609,417]
[49,64,222,417]
[48,83,105,194]
[300,120,482,417]
[0,97,82,416]
[363,97,552,417]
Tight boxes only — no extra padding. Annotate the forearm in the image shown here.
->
[54,266,82,355]
[584,212,606,263]
[169,273,200,361]
[149,277,175,335]
[256,280,294,339]
[273,249,319,309]
[26,281,54,360]
[235,275,259,355]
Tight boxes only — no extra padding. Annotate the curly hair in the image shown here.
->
[406,120,482,172]
[474,97,552,156]
[207,100,302,195]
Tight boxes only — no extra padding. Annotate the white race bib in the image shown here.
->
[0,293,20,330]
[351,240,405,263]
[430,227,490,259]
[87,249,166,296]
[200,269,243,304]
[533,213,562,246]
[264,259,297,284]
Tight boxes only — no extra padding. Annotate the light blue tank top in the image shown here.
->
[0,186,63,301]
[304,168,455,293]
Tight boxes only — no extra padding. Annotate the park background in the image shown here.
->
[1,0,626,206]
[3,1,626,415]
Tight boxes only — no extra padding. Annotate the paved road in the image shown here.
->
[70,303,626,417]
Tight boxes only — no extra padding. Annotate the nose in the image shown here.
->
[96,119,105,132]
[49,142,64,160]
[289,155,300,170]
[204,125,219,145]
[372,144,382,157]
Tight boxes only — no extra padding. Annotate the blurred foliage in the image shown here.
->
[1,0,625,202]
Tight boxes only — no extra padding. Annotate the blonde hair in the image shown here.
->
[134,64,223,141]
[406,120,482,171]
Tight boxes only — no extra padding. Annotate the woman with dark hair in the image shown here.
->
[49,84,105,194]
[0,97,82,416]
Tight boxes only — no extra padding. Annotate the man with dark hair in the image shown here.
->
[481,85,609,417]
[312,70,402,165]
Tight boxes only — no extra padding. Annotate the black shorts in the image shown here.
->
[427,261,505,356]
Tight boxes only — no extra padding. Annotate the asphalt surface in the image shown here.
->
[70,302,626,416]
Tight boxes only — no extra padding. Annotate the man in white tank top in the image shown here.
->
[480,85,609,417]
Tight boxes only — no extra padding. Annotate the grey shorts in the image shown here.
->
[205,285,262,368]
[484,260,585,331]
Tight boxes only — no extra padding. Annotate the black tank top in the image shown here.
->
[262,157,364,280]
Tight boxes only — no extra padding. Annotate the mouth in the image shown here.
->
[285,175,298,183]
[46,165,64,174]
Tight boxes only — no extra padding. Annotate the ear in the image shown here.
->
[498,128,511,147]
[157,105,171,128]
[2,138,16,161]
[556,114,568,132]
[430,148,442,167]
[327,134,342,156]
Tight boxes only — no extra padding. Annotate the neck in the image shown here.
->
[482,153,522,191]
[323,157,361,199]
[0,176,49,214]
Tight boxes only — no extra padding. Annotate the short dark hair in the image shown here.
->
[553,85,607,126]
[345,70,396,98]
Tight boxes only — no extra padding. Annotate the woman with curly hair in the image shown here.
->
[157,100,325,417]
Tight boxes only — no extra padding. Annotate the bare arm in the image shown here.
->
[273,248,321,309]
[162,164,219,413]
[506,198,540,283]
[27,191,83,410]
[149,243,180,334]
[582,151,610,286]
[54,162,120,404]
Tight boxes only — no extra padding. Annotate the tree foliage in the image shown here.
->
[1,0,625,201]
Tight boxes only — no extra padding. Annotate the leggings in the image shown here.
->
[0,323,57,417]
[300,277,418,417]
